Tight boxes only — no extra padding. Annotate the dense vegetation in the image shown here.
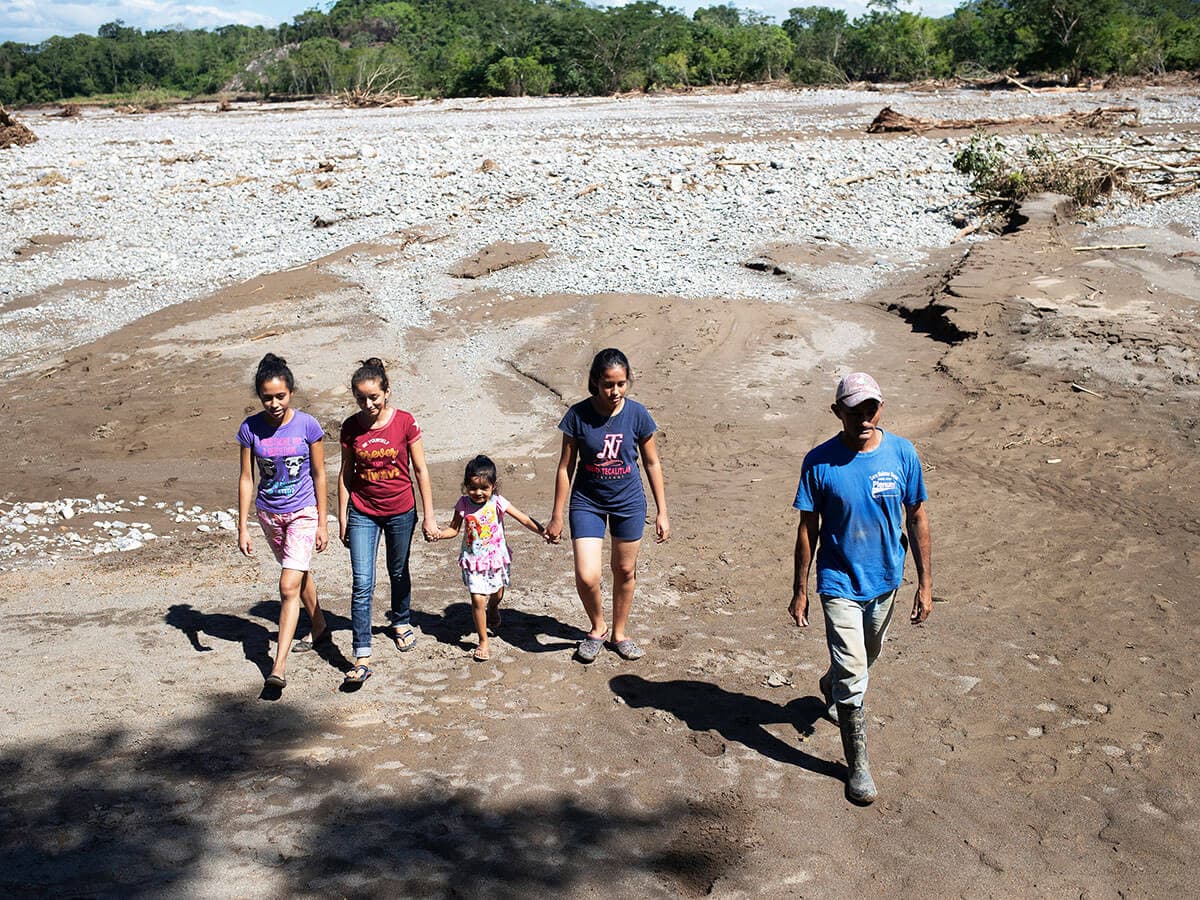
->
[2,0,1198,106]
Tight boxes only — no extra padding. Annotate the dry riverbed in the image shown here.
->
[0,87,1198,896]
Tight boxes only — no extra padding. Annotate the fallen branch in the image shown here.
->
[574,183,601,199]
[1071,243,1147,252]
[867,105,1138,134]
[250,329,283,341]
[1005,74,1036,95]
[950,222,979,243]
[1070,382,1104,398]
[833,172,878,186]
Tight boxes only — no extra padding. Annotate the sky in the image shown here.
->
[0,0,961,45]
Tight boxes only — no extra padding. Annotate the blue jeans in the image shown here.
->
[346,503,416,658]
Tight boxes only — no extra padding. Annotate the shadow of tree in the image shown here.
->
[0,695,742,895]
[609,674,844,780]
[286,791,740,897]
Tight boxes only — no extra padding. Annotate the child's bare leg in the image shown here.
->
[470,593,490,658]
[299,571,326,638]
[486,586,504,628]
[271,568,304,678]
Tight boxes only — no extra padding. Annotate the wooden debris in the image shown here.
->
[866,105,1139,134]
[250,329,283,341]
[1070,382,1105,398]
[340,68,417,108]
[1071,243,1147,252]
[950,222,979,243]
[1004,75,1036,95]
[833,172,878,186]
[574,183,601,199]
[56,104,81,118]
[0,105,37,149]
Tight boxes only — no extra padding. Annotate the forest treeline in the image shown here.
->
[2,0,1198,106]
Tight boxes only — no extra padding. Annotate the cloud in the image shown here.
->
[0,0,277,44]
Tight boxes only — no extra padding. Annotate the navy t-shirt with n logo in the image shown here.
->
[559,398,657,514]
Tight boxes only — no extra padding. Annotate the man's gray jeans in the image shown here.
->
[820,589,897,709]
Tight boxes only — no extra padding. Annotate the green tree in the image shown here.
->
[783,6,849,64]
[485,55,553,95]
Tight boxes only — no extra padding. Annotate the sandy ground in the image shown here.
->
[1,97,1199,897]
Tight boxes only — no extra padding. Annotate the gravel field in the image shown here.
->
[2,88,1200,898]
[4,84,1200,568]
[7,87,1200,373]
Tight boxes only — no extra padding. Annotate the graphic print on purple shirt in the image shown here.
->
[236,410,324,515]
[559,398,656,513]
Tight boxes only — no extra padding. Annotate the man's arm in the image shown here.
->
[906,501,932,623]
[788,510,820,627]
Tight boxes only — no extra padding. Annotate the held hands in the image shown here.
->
[543,515,563,544]
[422,520,440,543]
[910,585,933,624]
[788,592,809,628]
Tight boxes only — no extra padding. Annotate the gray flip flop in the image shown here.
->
[575,630,608,663]
[609,638,644,661]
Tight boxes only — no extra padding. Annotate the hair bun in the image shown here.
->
[361,357,385,369]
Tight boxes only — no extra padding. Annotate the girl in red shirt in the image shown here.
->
[337,358,439,683]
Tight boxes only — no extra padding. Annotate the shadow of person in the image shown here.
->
[491,608,584,653]
[164,603,272,677]
[408,603,583,654]
[407,604,471,649]
[609,675,844,780]
[246,601,354,674]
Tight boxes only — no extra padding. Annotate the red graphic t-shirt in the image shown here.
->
[340,409,422,516]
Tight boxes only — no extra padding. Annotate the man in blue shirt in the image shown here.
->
[789,372,933,804]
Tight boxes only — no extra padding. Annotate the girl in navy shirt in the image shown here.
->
[546,348,670,663]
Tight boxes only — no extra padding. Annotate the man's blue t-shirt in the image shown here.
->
[559,398,657,514]
[793,429,927,602]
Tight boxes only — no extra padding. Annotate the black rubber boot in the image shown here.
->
[837,703,878,805]
[818,670,839,724]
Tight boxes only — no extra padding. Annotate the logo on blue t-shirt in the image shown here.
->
[870,469,901,498]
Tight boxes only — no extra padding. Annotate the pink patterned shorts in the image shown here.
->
[256,505,319,571]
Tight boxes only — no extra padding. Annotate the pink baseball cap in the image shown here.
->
[836,372,883,407]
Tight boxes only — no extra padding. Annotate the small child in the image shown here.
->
[437,455,544,661]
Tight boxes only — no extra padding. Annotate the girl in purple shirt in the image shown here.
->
[236,353,330,691]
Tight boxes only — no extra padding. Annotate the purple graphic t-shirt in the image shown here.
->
[559,398,656,513]
[236,410,324,515]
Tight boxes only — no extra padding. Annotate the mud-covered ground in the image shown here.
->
[1,89,1198,897]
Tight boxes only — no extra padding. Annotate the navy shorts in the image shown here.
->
[569,503,646,542]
